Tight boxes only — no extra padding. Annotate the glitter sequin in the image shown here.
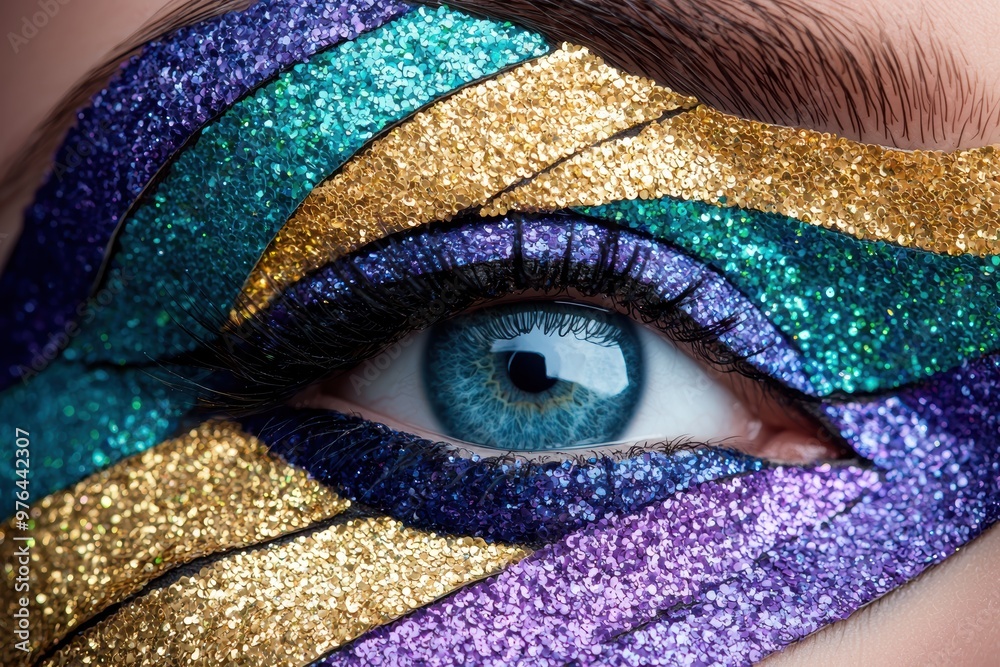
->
[247,407,763,543]
[0,421,348,663]
[43,516,527,666]
[240,45,693,317]
[0,0,412,389]
[0,363,197,503]
[316,465,879,666]
[65,7,549,364]
[484,105,1000,256]
[582,197,999,393]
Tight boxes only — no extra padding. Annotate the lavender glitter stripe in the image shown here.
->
[273,216,815,393]
[0,0,410,388]
[587,356,1000,665]
[316,466,877,666]
[317,354,1000,667]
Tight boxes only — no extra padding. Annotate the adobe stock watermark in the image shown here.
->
[14,266,134,383]
[10,428,33,653]
[7,0,72,54]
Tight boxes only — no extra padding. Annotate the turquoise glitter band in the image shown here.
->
[66,7,548,364]
[581,198,1000,394]
[0,363,197,504]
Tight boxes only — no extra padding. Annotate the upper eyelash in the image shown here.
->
[183,212,816,421]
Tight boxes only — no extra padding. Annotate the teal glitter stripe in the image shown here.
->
[67,7,549,364]
[581,198,1000,395]
[0,363,197,508]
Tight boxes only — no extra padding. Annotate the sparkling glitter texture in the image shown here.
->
[66,7,549,364]
[247,408,763,543]
[240,45,694,315]
[0,421,348,663]
[0,0,412,388]
[0,362,197,503]
[581,197,999,394]
[485,104,1000,255]
[317,465,879,666]
[237,213,822,542]
[318,355,1000,665]
[260,215,814,391]
[43,516,527,667]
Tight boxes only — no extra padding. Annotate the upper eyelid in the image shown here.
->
[200,215,817,416]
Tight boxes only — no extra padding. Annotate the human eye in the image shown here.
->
[250,222,837,466]
[199,207,857,542]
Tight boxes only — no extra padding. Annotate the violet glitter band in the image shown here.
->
[314,353,1000,666]
[0,0,410,388]
[265,216,815,393]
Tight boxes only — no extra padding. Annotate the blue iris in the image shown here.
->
[423,302,644,450]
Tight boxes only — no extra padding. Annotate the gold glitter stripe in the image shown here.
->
[237,44,694,317]
[43,516,528,667]
[484,104,1000,255]
[0,421,348,664]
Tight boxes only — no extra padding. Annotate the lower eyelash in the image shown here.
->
[191,212,816,415]
[239,406,766,543]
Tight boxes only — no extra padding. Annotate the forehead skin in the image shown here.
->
[1,1,999,664]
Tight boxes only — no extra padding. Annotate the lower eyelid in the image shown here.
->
[239,405,770,542]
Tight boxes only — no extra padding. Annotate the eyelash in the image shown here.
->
[187,213,809,419]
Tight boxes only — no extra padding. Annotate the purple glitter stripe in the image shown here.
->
[283,217,814,392]
[0,0,409,383]
[316,354,1000,666]
[317,466,877,666]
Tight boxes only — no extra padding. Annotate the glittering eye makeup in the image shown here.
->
[184,213,852,541]
[3,1,1000,665]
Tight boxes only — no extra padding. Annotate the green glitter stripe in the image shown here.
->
[0,363,197,509]
[67,6,548,364]
[581,198,1000,395]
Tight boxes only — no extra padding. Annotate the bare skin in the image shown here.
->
[2,1,999,663]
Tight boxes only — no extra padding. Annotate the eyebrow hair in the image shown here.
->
[2,0,998,217]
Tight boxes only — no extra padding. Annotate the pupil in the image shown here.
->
[506,351,558,393]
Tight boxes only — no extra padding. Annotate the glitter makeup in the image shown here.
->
[3,1,1000,664]
[67,7,548,364]
[0,421,348,662]
[318,353,1000,665]
[584,197,1000,394]
[240,45,693,315]
[226,214,820,541]
[223,215,815,400]
[485,105,1000,257]
[0,0,412,388]
[44,515,527,667]
[0,362,198,501]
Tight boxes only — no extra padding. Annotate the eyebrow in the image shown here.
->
[2,0,998,214]
[437,0,1000,148]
